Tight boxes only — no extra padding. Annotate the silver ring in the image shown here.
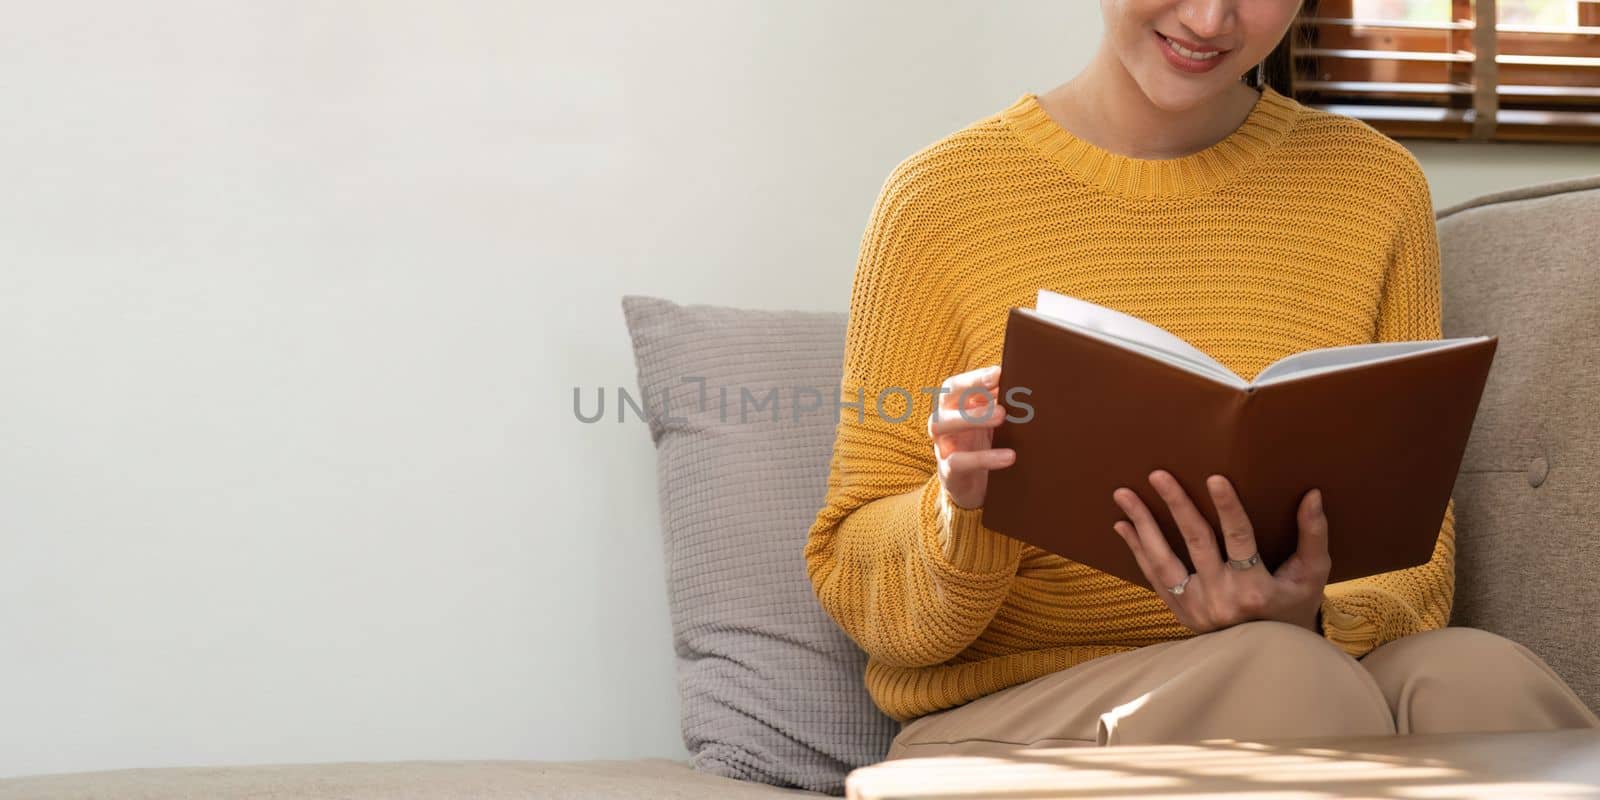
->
[1227,552,1262,571]
[1166,573,1193,596]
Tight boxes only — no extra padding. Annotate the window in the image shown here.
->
[1295,0,1600,142]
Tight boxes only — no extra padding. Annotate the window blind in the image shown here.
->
[1294,0,1600,142]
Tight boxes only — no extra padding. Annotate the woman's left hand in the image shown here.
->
[1111,470,1329,634]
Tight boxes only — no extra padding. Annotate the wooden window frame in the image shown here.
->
[1294,0,1600,143]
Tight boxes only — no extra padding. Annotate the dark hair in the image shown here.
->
[1244,22,1300,97]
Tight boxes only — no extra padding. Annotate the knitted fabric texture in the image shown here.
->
[803,85,1457,724]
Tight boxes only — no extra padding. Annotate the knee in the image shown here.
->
[1221,619,1341,659]
[1177,620,1393,735]
[1360,626,1600,733]
[1364,626,1549,685]
[1219,621,1388,700]
[1422,625,1527,659]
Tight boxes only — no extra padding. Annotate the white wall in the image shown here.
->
[0,0,1593,780]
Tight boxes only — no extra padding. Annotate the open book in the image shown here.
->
[1033,289,1491,391]
[979,290,1498,591]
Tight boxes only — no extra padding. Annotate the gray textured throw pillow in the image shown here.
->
[621,295,898,796]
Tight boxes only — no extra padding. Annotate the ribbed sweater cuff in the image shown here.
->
[1320,591,1382,658]
[927,480,1024,574]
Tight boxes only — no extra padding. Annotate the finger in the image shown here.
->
[1206,474,1261,567]
[936,365,1001,415]
[944,448,1015,475]
[1114,519,1199,623]
[947,385,1002,424]
[928,401,1007,438]
[1147,470,1223,577]
[940,364,1001,399]
[929,388,1000,435]
[1112,486,1190,590]
[1112,520,1163,590]
[1277,488,1331,585]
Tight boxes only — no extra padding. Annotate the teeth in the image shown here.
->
[1163,34,1221,61]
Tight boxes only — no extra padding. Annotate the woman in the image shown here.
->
[803,0,1598,757]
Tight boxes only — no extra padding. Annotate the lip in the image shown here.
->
[1154,30,1230,74]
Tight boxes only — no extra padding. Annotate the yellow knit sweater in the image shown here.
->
[803,85,1457,724]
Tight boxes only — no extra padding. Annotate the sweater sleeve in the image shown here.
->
[1320,156,1458,658]
[803,159,1024,670]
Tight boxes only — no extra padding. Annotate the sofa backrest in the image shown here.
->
[1436,175,1600,712]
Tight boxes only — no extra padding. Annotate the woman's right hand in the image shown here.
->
[928,364,1015,509]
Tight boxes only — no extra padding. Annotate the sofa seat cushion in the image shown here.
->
[0,758,833,800]
[847,728,1600,799]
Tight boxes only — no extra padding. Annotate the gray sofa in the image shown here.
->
[2,175,1596,799]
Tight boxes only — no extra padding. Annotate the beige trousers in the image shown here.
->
[885,621,1600,760]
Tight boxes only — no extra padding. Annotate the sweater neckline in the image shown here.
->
[1000,85,1300,200]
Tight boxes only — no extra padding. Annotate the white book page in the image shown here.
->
[1034,289,1244,386]
[1252,337,1491,387]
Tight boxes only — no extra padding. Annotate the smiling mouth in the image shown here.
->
[1156,31,1228,61]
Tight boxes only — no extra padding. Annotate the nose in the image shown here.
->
[1177,0,1238,41]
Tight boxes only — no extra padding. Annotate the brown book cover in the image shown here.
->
[981,292,1497,592]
